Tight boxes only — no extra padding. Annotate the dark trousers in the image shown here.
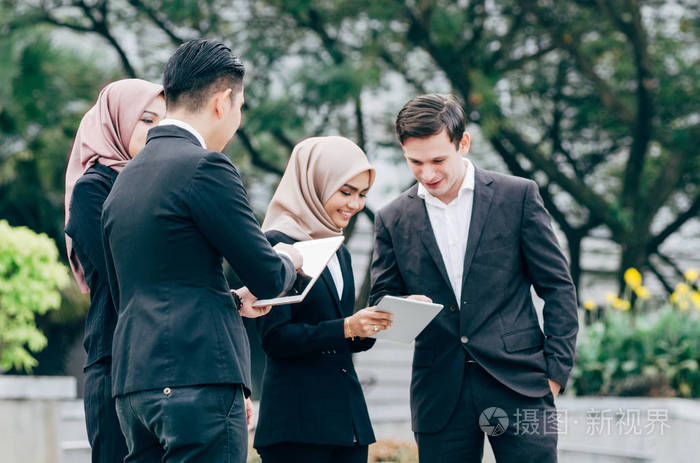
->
[415,360,558,463]
[115,384,246,463]
[257,442,368,463]
[84,359,129,463]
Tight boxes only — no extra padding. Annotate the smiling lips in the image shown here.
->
[426,178,443,188]
[338,210,354,220]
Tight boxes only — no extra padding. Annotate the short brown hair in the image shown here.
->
[395,94,466,148]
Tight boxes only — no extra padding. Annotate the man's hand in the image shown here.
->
[273,243,303,270]
[232,287,272,318]
[245,397,254,429]
[407,294,433,303]
[548,379,561,398]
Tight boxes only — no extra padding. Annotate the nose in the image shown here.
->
[422,166,436,182]
[348,195,361,210]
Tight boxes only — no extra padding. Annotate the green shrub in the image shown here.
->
[0,220,69,371]
[573,305,700,397]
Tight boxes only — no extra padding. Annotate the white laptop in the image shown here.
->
[252,236,345,307]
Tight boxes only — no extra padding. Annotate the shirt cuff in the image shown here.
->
[276,250,297,294]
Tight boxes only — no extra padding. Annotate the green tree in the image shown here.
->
[0,28,117,373]
[3,0,698,300]
[0,220,69,371]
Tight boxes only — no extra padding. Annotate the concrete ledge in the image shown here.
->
[0,376,77,400]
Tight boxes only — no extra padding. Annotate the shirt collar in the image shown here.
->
[158,118,207,149]
[417,158,474,206]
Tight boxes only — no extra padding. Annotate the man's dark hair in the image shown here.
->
[163,39,245,112]
[395,94,466,148]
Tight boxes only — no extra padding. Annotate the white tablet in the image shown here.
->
[252,236,345,307]
[371,295,443,343]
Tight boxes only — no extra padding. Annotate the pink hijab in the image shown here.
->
[262,136,375,241]
[64,78,163,293]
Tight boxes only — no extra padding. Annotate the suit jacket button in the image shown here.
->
[449,305,457,312]
[460,336,469,344]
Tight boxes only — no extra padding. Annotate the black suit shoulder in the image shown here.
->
[264,230,296,247]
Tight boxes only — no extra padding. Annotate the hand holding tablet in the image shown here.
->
[370,295,443,343]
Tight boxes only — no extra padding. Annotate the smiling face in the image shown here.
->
[323,170,372,229]
[128,94,166,158]
[402,129,470,204]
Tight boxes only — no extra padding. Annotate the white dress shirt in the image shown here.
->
[158,118,207,149]
[326,253,344,300]
[417,158,475,304]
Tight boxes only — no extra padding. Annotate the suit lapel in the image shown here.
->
[319,256,344,318]
[338,247,355,315]
[461,168,495,292]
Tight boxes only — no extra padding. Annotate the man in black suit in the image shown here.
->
[102,39,302,463]
[370,94,578,462]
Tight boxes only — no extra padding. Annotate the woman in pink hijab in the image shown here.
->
[64,78,164,463]
[254,136,394,463]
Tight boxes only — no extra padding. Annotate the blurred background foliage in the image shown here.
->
[0,0,698,385]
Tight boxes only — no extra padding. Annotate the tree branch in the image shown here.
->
[128,0,186,45]
[646,194,700,255]
[497,124,624,236]
[646,257,674,294]
[519,0,634,123]
[236,128,284,176]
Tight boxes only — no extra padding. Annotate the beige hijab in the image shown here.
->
[64,78,163,293]
[262,136,375,241]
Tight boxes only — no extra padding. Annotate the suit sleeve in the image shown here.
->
[348,336,376,353]
[101,213,120,314]
[369,210,408,306]
[67,181,110,288]
[258,305,351,360]
[520,180,579,391]
[187,152,295,299]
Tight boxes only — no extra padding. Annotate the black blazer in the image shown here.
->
[254,230,376,448]
[370,167,578,434]
[65,163,118,367]
[102,125,296,397]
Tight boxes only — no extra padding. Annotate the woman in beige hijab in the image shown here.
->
[254,136,393,463]
[64,79,164,463]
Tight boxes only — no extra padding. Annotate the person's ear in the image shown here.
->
[459,131,471,155]
[214,88,233,120]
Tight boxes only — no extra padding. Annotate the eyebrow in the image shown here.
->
[406,156,446,162]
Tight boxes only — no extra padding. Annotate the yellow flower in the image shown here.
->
[670,292,679,304]
[624,268,643,289]
[584,300,597,311]
[676,283,690,294]
[679,382,692,397]
[634,286,651,300]
[680,300,689,311]
[612,297,630,310]
[690,292,700,310]
[684,268,699,283]
[605,292,617,305]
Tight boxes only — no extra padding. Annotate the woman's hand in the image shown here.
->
[345,307,393,338]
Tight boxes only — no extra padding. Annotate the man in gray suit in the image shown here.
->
[370,94,578,462]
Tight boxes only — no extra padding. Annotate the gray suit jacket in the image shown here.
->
[370,166,578,433]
